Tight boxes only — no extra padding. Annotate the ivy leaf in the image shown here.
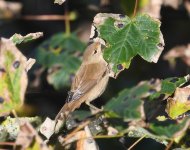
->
[0,38,35,116]
[93,13,164,74]
[36,33,85,89]
[10,32,43,45]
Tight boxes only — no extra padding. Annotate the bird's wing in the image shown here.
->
[54,63,107,131]
[67,63,106,102]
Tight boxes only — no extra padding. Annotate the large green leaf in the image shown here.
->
[105,81,157,121]
[93,13,164,73]
[36,33,85,89]
[0,38,35,116]
[105,75,189,121]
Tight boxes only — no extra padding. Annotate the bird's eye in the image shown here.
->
[93,49,97,54]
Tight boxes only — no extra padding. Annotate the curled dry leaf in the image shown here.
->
[59,125,98,150]
[10,32,43,45]
[76,126,98,150]
[0,38,35,116]
[140,0,163,19]
[163,0,181,9]
[54,0,66,5]
[141,0,182,19]
[184,0,190,15]
[16,122,50,150]
[164,44,190,67]
[0,116,40,141]
[166,87,190,119]
[0,0,22,19]
[39,117,56,140]
[107,126,119,136]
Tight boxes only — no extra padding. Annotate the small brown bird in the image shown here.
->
[55,42,109,130]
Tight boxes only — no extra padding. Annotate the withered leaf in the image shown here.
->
[0,38,35,116]
[166,87,190,119]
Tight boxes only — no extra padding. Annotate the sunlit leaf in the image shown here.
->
[10,32,43,45]
[166,87,190,119]
[93,13,164,74]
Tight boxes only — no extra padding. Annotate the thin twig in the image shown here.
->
[165,139,174,150]
[64,0,70,36]
[128,135,146,150]
[63,120,90,142]
[94,134,123,139]
[22,15,70,21]
[133,0,138,17]
[11,109,18,118]
[0,142,15,146]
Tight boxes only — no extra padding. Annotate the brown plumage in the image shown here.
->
[55,42,109,130]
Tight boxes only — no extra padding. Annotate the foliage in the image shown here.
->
[93,13,164,74]
[1,0,190,150]
[36,33,85,89]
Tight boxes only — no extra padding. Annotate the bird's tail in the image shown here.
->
[54,99,85,132]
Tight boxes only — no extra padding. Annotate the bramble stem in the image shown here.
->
[65,0,70,36]
[133,0,138,17]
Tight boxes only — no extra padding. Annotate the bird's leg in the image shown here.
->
[85,101,103,114]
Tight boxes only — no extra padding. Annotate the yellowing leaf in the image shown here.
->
[10,32,43,45]
[166,87,190,119]
[0,38,35,116]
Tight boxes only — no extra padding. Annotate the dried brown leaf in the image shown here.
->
[164,44,190,67]
[16,122,50,150]
[0,0,22,19]
[0,38,35,116]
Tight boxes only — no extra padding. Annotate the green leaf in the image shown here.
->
[150,119,189,140]
[149,76,188,100]
[0,38,35,116]
[127,126,168,145]
[105,81,154,121]
[10,32,43,45]
[94,13,164,73]
[47,56,81,89]
[36,33,85,89]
